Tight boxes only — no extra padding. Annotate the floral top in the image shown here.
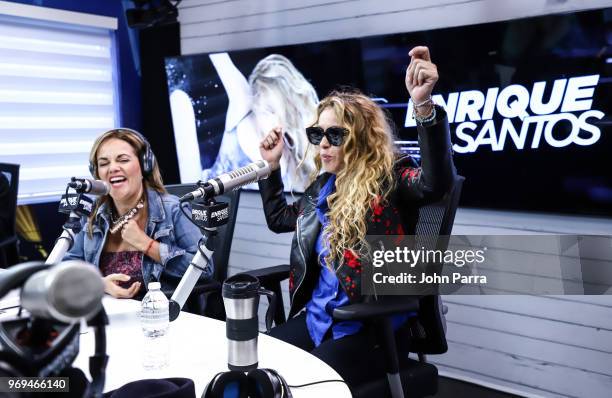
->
[99,251,144,290]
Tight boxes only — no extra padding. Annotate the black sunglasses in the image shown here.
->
[305,126,349,146]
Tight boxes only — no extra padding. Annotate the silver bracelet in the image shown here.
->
[413,104,437,125]
[413,97,434,108]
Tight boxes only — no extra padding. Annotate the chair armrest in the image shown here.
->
[332,296,420,321]
[243,265,290,326]
[0,236,18,249]
[192,280,221,295]
[244,264,290,284]
[160,276,220,297]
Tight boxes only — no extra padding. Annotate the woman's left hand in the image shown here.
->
[121,219,151,252]
[405,46,438,105]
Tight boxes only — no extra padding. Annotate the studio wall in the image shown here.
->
[175,1,612,396]
[5,0,142,261]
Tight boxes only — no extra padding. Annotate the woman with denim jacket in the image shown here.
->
[64,128,205,299]
[258,47,456,386]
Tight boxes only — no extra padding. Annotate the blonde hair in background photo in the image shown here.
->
[248,54,318,191]
[168,52,319,192]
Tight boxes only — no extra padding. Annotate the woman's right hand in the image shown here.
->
[259,127,284,171]
[102,273,141,299]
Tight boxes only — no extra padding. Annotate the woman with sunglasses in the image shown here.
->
[258,47,456,386]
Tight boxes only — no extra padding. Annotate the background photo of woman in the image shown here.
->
[168,53,318,192]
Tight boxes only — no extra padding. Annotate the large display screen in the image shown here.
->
[166,8,611,216]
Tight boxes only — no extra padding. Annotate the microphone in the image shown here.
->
[68,178,110,195]
[180,160,271,202]
[20,260,105,323]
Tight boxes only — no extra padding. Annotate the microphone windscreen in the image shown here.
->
[21,260,104,323]
[89,180,110,195]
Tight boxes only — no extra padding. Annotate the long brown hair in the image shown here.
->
[87,128,166,237]
[312,90,397,269]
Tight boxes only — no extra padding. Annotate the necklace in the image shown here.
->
[110,198,145,234]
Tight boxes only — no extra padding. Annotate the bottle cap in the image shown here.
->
[148,282,161,290]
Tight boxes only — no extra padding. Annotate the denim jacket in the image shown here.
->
[64,188,208,287]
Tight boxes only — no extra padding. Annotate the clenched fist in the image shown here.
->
[259,126,284,171]
[405,46,439,115]
[120,219,150,252]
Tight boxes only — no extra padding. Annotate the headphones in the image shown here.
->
[203,368,292,398]
[0,262,108,398]
[89,128,156,178]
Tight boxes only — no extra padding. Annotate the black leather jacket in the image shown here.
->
[259,106,456,318]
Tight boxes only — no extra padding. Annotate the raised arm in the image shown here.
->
[258,126,304,233]
[398,46,456,203]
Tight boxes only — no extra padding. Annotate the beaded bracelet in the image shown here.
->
[414,104,437,125]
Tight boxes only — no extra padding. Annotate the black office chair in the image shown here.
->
[250,175,464,397]
[333,175,464,398]
[0,163,20,269]
[161,184,241,320]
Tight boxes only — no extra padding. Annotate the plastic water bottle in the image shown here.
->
[141,281,169,370]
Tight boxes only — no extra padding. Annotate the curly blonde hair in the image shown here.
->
[312,91,397,269]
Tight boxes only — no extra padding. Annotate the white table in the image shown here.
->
[74,297,352,397]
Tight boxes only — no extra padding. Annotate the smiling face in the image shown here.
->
[95,138,143,207]
[316,107,345,175]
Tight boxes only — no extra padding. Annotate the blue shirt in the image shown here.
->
[63,188,207,288]
[305,175,413,347]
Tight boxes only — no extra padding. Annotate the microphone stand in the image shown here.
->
[169,192,230,321]
[46,182,94,264]
[169,162,270,315]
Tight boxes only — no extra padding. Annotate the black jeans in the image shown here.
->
[268,312,392,390]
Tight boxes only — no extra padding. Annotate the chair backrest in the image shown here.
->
[410,175,464,354]
[164,184,241,282]
[415,175,464,242]
[0,163,20,268]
